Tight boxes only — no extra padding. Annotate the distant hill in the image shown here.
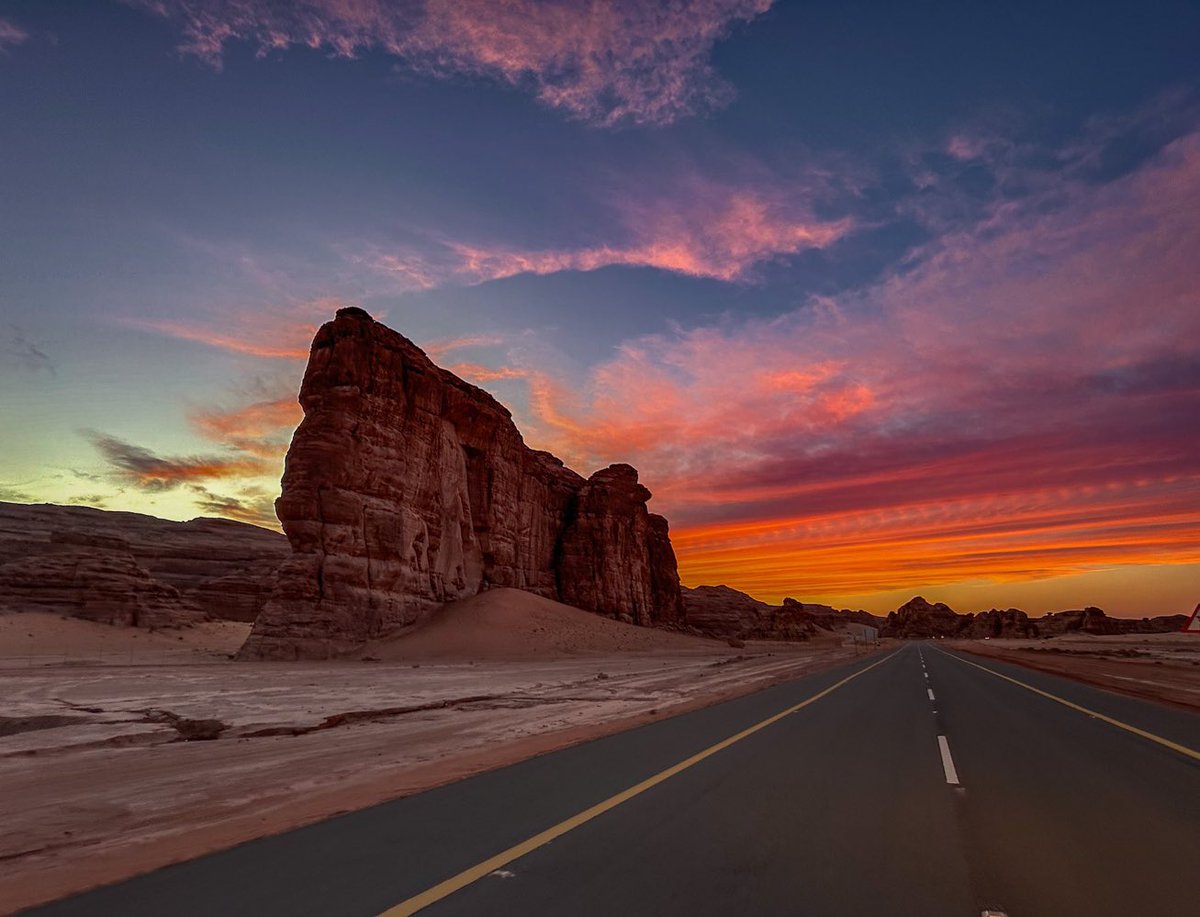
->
[681,585,883,641]
[0,502,288,625]
[880,595,1188,639]
[681,585,1189,642]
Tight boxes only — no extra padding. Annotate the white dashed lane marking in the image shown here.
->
[927,688,935,701]
[937,735,961,785]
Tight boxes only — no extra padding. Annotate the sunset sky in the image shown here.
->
[2,0,1198,617]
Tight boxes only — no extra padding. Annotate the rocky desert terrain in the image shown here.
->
[0,591,870,913]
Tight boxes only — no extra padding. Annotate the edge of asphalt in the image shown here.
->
[1,644,889,916]
[950,641,1200,715]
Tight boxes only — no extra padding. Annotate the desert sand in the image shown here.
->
[363,587,742,659]
[952,632,1200,712]
[0,590,870,913]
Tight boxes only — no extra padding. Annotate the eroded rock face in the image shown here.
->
[0,503,289,623]
[557,465,684,626]
[680,585,875,641]
[241,308,684,659]
[0,532,206,627]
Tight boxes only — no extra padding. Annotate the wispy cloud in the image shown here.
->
[124,317,313,359]
[84,430,273,491]
[422,333,509,359]
[0,483,34,503]
[361,173,854,286]
[189,397,301,458]
[186,483,278,527]
[125,0,773,126]
[446,192,851,283]
[0,17,28,52]
[4,327,56,375]
[117,296,350,360]
[81,385,303,526]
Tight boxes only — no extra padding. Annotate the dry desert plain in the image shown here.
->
[952,631,1200,713]
[0,589,876,913]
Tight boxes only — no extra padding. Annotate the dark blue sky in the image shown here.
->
[2,0,1198,613]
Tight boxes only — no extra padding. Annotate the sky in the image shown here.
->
[1,0,1199,617]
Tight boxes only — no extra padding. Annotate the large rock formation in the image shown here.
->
[241,307,684,659]
[0,502,289,623]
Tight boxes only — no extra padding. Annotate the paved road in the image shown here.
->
[26,644,1200,917]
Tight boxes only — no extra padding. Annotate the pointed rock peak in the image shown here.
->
[335,306,374,322]
[589,463,640,484]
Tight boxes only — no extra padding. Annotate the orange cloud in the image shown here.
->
[124,318,313,360]
[85,431,273,492]
[119,297,352,360]
[423,334,509,359]
[190,398,301,458]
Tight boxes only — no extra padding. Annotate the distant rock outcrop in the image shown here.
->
[882,596,971,639]
[0,502,289,624]
[879,596,1186,639]
[241,308,684,659]
[680,585,879,641]
[779,597,885,631]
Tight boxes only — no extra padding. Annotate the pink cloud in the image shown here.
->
[448,189,851,282]
[118,297,351,360]
[363,176,853,285]
[126,0,774,126]
[454,129,1200,601]
[0,17,28,52]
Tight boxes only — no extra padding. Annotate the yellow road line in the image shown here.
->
[936,648,1200,763]
[379,649,899,916]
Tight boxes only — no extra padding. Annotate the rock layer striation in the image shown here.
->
[0,503,288,624]
[241,308,683,659]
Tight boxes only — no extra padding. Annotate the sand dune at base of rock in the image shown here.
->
[366,588,726,660]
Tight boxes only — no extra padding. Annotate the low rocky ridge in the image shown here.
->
[0,502,289,625]
[880,595,1187,639]
[240,308,684,659]
[680,585,882,641]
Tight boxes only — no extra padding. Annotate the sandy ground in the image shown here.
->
[0,613,251,665]
[951,632,1200,712]
[0,596,872,913]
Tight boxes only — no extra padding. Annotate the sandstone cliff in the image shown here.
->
[0,529,207,627]
[240,307,683,659]
[0,502,288,624]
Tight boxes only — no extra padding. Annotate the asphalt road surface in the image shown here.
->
[25,644,1200,917]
